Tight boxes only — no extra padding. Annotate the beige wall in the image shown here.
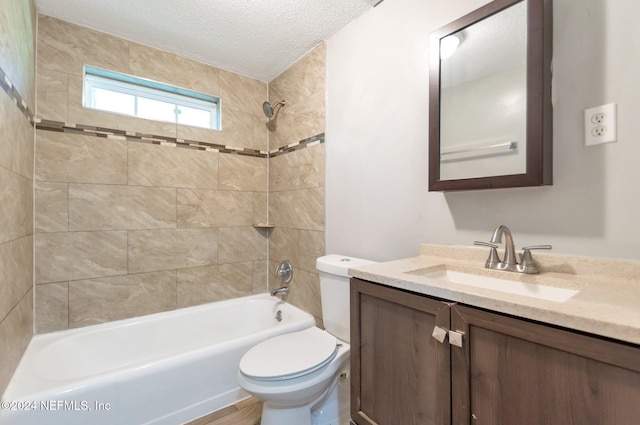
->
[268,44,326,323]
[0,0,36,395]
[34,16,271,332]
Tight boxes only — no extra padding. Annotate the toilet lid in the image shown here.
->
[239,327,338,381]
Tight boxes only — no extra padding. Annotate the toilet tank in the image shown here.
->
[316,254,377,343]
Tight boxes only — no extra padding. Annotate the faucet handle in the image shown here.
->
[521,245,552,251]
[519,245,552,274]
[474,241,500,269]
[275,260,293,283]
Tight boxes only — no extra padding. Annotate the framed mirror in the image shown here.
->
[429,0,552,191]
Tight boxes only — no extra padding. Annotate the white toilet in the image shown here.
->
[238,254,376,425]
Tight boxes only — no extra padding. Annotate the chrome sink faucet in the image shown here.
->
[490,224,518,272]
[475,225,552,274]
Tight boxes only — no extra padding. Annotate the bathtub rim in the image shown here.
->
[3,293,315,402]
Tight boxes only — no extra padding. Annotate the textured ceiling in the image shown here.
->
[35,0,380,82]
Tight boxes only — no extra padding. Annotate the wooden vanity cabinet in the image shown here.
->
[351,278,640,425]
[350,278,451,425]
[452,304,640,425]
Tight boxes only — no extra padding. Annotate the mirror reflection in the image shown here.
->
[439,1,527,181]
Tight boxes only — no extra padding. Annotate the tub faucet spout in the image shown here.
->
[271,286,289,297]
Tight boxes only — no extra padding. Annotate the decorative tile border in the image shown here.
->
[35,118,324,158]
[34,118,269,157]
[1,65,325,158]
[269,133,325,158]
[0,66,35,121]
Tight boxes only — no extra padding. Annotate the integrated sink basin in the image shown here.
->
[407,265,579,303]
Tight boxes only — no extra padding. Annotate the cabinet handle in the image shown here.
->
[449,330,464,348]
[432,326,448,343]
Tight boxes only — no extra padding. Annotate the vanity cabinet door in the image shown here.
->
[451,305,640,425]
[350,278,451,425]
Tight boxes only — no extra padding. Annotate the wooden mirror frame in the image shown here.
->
[428,0,552,192]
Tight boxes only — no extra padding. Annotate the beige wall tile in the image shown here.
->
[129,142,219,189]
[177,262,253,308]
[0,167,33,244]
[34,181,68,232]
[269,90,325,149]
[298,143,325,188]
[35,282,68,333]
[298,229,325,273]
[1,0,35,395]
[37,15,130,77]
[269,188,324,231]
[269,227,299,269]
[69,270,177,328]
[35,130,127,184]
[128,228,218,273]
[0,289,33,395]
[219,69,266,117]
[128,229,175,273]
[221,109,256,150]
[253,115,269,152]
[172,228,218,268]
[269,43,325,106]
[0,236,33,323]
[249,118,268,152]
[270,143,324,191]
[69,184,176,231]
[35,231,127,283]
[269,153,298,192]
[269,229,323,280]
[253,260,268,294]
[115,114,177,138]
[177,189,253,228]
[36,67,67,121]
[177,124,225,145]
[128,43,220,97]
[284,268,322,321]
[219,154,266,191]
[0,0,36,108]
[268,44,325,150]
[252,192,268,225]
[0,93,34,179]
[218,227,267,263]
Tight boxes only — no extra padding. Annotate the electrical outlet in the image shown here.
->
[584,103,617,146]
[591,113,606,124]
[592,126,606,137]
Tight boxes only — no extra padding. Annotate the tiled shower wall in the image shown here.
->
[268,45,326,323]
[33,15,328,333]
[0,0,36,394]
[34,16,272,332]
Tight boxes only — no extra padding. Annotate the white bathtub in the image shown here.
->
[0,294,315,425]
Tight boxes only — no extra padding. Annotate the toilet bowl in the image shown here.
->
[238,328,350,424]
[237,254,376,425]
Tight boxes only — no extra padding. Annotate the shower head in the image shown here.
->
[262,100,285,118]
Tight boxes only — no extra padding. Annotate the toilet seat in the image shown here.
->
[239,327,338,381]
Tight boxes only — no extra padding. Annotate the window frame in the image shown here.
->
[83,65,221,130]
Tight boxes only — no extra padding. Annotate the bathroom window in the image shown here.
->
[83,66,220,130]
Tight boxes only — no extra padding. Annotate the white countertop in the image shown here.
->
[349,244,640,345]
